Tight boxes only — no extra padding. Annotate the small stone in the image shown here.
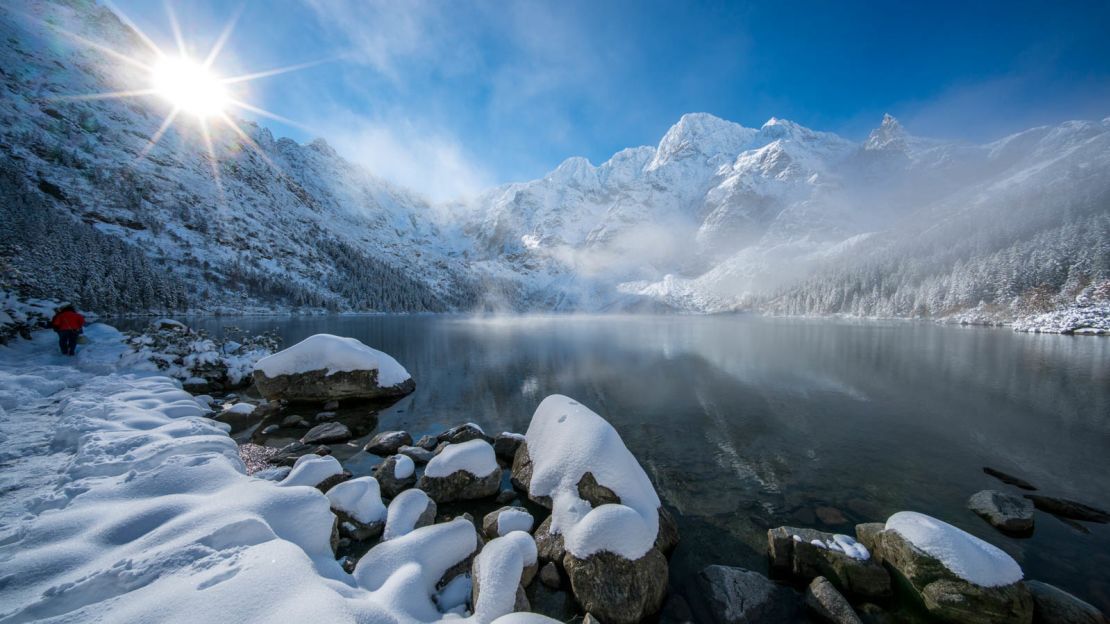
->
[540,562,561,588]
[415,435,438,450]
[323,400,339,411]
[281,414,304,428]
[493,432,525,461]
[261,424,279,435]
[365,430,413,456]
[301,421,352,445]
[397,445,434,464]
[806,576,863,624]
[314,411,337,421]
[313,445,332,456]
[495,489,517,505]
[967,490,1035,534]
[438,423,492,445]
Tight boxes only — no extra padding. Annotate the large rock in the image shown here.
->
[252,334,415,402]
[689,565,801,624]
[807,576,863,624]
[875,513,1032,624]
[416,439,501,503]
[1025,581,1108,624]
[494,432,525,462]
[968,490,1035,534]
[300,421,352,445]
[365,430,413,456]
[563,549,668,624]
[767,526,890,600]
[372,454,416,498]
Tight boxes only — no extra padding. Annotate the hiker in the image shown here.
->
[50,303,85,356]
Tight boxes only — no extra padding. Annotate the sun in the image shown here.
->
[150,56,229,118]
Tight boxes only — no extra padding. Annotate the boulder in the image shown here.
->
[365,430,413,456]
[689,565,801,624]
[300,421,352,445]
[1026,581,1107,624]
[482,506,535,539]
[252,334,415,402]
[439,422,492,445]
[875,513,1032,624]
[398,444,435,464]
[416,439,501,503]
[563,549,668,624]
[494,432,525,461]
[968,490,1035,534]
[372,454,416,498]
[767,526,890,599]
[806,576,863,624]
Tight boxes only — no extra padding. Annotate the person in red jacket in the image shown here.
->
[50,303,86,356]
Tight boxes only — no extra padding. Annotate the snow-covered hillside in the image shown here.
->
[2,1,1107,323]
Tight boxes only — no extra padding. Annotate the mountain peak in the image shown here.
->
[648,113,756,170]
[864,113,907,151]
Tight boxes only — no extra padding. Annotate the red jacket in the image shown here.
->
[52,310,85,332]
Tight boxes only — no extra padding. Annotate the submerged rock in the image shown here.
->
[300,421,352,445]
[806,576,863,624]
[983,467,1037,491]
[1024,495,1110,524]
[968,490,1035,534]
[252,334,415,402]
[689,565,801,624]
[1025,580,1108,624]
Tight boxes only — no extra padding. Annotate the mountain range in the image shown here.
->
[2,0,1108,321]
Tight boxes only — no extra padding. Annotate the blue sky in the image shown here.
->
[112,0,1110,199]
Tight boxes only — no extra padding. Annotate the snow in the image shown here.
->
[254,334,412,386]
[424,439,499,479]
[496,508,535,536]
[799,533,870,560]
[471,532,538,622]
[325,477,387,525]
[394,454,416,479]
[277,454,344,488]
[383,488,434,541]
[223,402,256,415]
[524,395,661,559]
[885,511,1023,587]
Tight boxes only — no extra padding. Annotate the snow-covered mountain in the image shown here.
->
[2,0,1107,321]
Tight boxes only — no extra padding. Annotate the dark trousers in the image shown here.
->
[58,330,79,355]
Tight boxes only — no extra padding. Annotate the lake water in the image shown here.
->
[125,314,1110,612]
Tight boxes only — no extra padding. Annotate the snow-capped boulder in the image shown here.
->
[372,453,416,498]
[364,430,413,455]
[874,512,1032,624]
[277,454,344,488]
[417,439,501,503]
[967,490,1035,534]
[482,506,535,539]
[510,395,675,624]
[325,477,387,541]
[767,526,890,599]
[252,334,414,402]
[382,488,437,541]
[471,532,539,621]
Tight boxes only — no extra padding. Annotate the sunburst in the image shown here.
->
[35,1,324,186]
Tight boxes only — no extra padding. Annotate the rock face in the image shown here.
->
[767,526,890,600]
[365,430,413,456]
[1025,580,1108,624]
[252,335,415,402]
[968,490,1035,534]
[873,523,1033,624]
[689,565,801,624]
[373,454,416,498]
[806,576,863,624]
[300,421,352,445]
[563,549,668,624]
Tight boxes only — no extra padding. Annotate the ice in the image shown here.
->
[325,477,387,525]
[254,334,411,386]
[496,508,534,537]
[524,395,660,559]
[471,531,538,621]
[886,511,1023,587]
[383,488,434,541]
[424,439,498,479]
[394,454,415,479]
[278,455,344,488]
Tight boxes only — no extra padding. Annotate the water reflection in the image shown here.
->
[117,314,1110,611]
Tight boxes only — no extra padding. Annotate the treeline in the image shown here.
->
[0,164,190,312]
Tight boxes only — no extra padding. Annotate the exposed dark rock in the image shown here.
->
[415,434,438,450]
[365,430,413,456]
[373,454,416,498]
[806,576,863,624]
[481,506,534,539]
[968,490,1035,534]
[494,432,525,461]
[1025,580,1108,624]
[398,444,434,464]
[689,565,801,624]
[438,423,492,445]
[983,467,1037,491]
[495,489,517,505]
[313,445,332,456]
[655,507,680,556]
[577,471,621,506]
[270,441,313,466]
[1024,495,1110,523]
[300,421,352,445]
[315,470,352,494]
[539,562,562,589]
[563,549,668,624]
[534,516,566,568]
[416,467,500,503]
[334,509,384,542]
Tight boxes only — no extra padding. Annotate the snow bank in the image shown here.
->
[497,508,535,536]
[326,477,387,525]
[885,511,1023,587]
[472,532,538,622]
[254,334,411,386]
[279,454,344,488]
[425,439,499,478]
[524,395,660,559]
[383,489,435,541]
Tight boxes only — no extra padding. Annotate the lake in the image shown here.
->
[120,314,1110,613]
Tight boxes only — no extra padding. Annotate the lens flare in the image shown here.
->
[150,56,228,118]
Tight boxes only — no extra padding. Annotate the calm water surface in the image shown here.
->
[136,314,1110,611]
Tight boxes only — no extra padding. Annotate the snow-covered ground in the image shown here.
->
[0,327,543,623]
